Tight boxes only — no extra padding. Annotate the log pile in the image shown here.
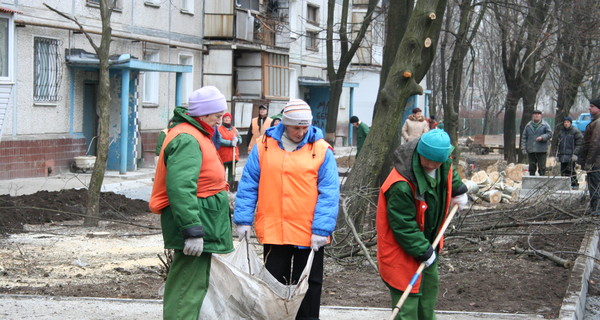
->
[465,163,523,204]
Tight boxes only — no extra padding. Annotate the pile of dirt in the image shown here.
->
[0,189,150,235]
[0,189,594,318]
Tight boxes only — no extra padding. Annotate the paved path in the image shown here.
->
[0,294,542,320]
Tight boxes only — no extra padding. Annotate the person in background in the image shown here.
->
[377,129,468,320]
[350,115,370,156]
[218,113,242,184]
[578,99,600,215]
[556,116,583,190]
[271,116,282,127]
[149,86,234,320]
[521,109,553,176]
[247,104,273,152]
[234,99,340,320]
[426,115,438,130]
[401,108,430,143]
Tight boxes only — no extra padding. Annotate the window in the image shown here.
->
[306,31,319,51]
[307,4,319,25]
[143,50,159,104]
[181,0,194,13]
[34,37,63,102]
[178,54,193,105]
[0,15,14,81]
[236,0,259,11]
[86,0,122,10]
[263,53,289,99]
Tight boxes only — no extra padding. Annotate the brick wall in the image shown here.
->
[0,137,87,180]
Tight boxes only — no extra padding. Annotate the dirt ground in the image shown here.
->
[0,184,593,319]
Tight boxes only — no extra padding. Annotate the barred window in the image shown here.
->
[262,53,289,99]
[34,37,63,102]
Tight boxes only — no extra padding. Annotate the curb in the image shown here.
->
[558,227,599,319]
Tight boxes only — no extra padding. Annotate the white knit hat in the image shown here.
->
[282,99,313,126]
[187,86,227,117]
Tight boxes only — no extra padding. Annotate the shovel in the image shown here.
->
[388,204,459,320]
[230,135,239,192]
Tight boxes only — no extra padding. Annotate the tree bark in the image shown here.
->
[84,0,113,226]
[344,0,448,196]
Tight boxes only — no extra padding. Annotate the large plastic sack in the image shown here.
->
[200,238,314,319]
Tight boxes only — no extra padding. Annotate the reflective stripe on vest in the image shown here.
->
[149,122,228,214]
[255,136,330,246]
[376,166,453,293]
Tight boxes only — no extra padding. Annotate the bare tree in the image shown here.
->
[549,0,600,154]
[493,0,555,163]
[45,1,114,226]
[324,0,378,145]
[442,0,487,154]
[344,0,448,223]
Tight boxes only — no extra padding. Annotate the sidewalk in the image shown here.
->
[0,294,542,320]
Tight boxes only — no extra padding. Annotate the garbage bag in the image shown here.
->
[200,238,314,320]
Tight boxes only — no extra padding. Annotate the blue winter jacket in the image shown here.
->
[234,124,340,237]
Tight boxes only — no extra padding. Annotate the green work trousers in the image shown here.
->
[223,161,237,184]
[386,260,439,320]
[163,250,211,320]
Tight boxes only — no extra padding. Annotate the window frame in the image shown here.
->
[178,53,194,106]
[306,31,319,51]
[33,36,63,102]
[262,53,289,100]
[0,14,14,82]
[86,0,123,11]
[142,50,160,105]
[307,4,319,26]
[180,0,194,14]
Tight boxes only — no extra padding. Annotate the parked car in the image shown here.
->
[572,113,591,133]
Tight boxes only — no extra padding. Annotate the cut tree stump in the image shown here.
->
[480,190,502,204]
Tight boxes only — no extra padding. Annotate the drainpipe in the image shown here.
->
[349,87,354,147]
[120,69,130,174]
[69,68,75,133]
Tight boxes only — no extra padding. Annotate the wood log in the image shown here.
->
[513,246,573,269]
[505,163,523,182]
[504,178,514,187]
[480,189,502,204]
[471,170,491,185]
[463,180,480,194]
[488,171,501,184]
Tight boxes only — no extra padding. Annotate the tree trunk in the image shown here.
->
[325,0,378,146]
[344,0,448,223]
[502,89,520,164]
[84,0,112,226]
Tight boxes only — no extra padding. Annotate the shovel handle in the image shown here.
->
[388,204,459,320]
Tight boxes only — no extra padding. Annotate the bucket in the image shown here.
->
[74,156,96,170]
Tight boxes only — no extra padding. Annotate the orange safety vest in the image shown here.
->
[255,136,331,246]
[217,125,239,162]
[248,116,273,152]
[149,122,228,214]
[376,166,452,293]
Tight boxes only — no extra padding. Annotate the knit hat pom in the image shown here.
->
[187,86,227,117]
[417,129,454,163]
[282,99,313,126]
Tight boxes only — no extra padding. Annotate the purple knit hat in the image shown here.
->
[187,86,227,117]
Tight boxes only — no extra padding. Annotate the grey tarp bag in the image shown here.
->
[200,238,314,320]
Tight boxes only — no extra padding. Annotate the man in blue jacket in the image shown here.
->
[234,99,340,320]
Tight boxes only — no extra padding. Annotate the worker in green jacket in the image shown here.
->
[350,115,370,156]
[149,86,234,320]
[376,129,468,320]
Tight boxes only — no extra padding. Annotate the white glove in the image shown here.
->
[450,193,468,210]
[310,234,329,251]
[183,238,204,256]
[236,225,252,240]
[232,137,238,146]
[424,251,437,267]
[571,154,578,162]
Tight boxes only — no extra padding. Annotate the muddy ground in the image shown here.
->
[0,184,594,319]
